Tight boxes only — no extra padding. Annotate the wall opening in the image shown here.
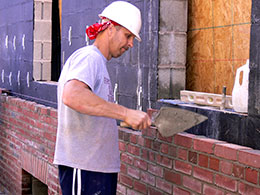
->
[22,170,48,195]
[51,0,61,81]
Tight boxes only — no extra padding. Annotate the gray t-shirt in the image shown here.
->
[53,45,120,173]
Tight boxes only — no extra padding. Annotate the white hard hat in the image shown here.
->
[99,1,142,41]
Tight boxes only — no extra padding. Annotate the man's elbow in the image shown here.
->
[62,92,72,107]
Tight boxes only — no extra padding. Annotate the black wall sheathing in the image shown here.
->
[249,0,260,116]
[0,0,159,109]
[61,0,159,111]
[0,0,57,107]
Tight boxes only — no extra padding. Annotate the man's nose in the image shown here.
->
[128,38,134,48]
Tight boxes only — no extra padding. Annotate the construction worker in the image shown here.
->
[53,1,151,194]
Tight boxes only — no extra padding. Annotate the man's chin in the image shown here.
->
[113,52,125,58]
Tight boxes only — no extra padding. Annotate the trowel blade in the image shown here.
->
[152,107,208,137]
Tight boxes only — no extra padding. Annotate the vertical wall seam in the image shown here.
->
[212,0,216,94]
[231,0,235,79]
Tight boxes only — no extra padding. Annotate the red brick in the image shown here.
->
[158,133,173,143]
[148,151,156,163]
[121,153,134,165]
[156,154,172,169]
[120,174,133,188]
[198,154,208,168]
[127,144,140,156]
[173,186,191,195]
[178,148,188,160]
[145,138,152,148]
[164,169,182,185]
[43,132,56,142]
[245,168,258,184]
[134,180,147,194]
[188,151,197,164]
[215,174,237,192]
[117,183,126,194]
[148,163,163,178]
[152,140,161,151]
[220,160,233,175]
[127,166,140,179]
[232,164,244,179]
[174,133,194,148]
[147,108,157,117]
[140,171,155,186]
[138,136,145,146]
[239,182,260,195]
[209,157,220,171]
[156,178,172,194]
[169,146,177,157]
[193,167,214,183]
[50,108,57,118]
[203,184,224,195]
[126,188,138,195]
[161,143,169,154]
[148,187,164,195]
[183,175,202,193]
[144,126,157,137]
[119,141,126,151]
[141,149,149,160]
[194,137,220,154]
[134,158,147,170]
[130,134,138,144]
[174,160,192,175]
[215,143,247,161]
[238,149,260,168]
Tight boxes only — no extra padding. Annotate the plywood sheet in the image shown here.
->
[187,0,251,95]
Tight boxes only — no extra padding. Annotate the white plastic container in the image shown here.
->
[232,59,250,113]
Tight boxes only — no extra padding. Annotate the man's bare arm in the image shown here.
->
[62,79,151,130]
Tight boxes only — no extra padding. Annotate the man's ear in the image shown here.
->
[107,24,115,37]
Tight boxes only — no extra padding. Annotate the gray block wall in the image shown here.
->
[158,0,187,99]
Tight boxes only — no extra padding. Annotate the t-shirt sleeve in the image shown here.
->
[65,53,99,91]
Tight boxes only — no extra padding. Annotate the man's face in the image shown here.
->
[109,25,135,58]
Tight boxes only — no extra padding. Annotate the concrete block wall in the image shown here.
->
[1,95,260,194]
[33,0,52,81]
[158,0,187,99]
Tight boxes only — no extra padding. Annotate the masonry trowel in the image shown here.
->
[120,107,208,137]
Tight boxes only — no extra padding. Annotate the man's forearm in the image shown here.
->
[62,79,127,121]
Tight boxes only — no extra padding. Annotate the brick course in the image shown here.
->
[1,96,260,194]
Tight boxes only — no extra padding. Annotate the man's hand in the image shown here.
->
[124,109,151,130]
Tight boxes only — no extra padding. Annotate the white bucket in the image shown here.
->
[232,59,250,113]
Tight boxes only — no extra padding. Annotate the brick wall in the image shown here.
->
[0,95,260,194]
[0,95,60,194]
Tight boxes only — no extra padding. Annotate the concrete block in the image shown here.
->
[43,2,52,20]
[34,1,42,20]
[41,61,51,81]
[158,68,171,99]
[159,32,187,66]
[158,68,186,99]
[42,42,51,60]
[160,0,188,32]
[33,41,42,60]
[170,68,186,98]
[33,61,42,81]
[34,20,52,41]
[33,60,51,81]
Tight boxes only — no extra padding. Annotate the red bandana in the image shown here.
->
[86,19,119,40]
